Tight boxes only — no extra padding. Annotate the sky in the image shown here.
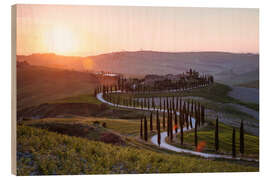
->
[16,4,259,56]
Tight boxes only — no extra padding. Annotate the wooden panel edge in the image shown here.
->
[11,4,17,176]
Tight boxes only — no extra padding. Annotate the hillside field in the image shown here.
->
[17,125,258,175]
[17,65,100,110]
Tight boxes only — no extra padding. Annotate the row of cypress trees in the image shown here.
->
[140,110,245,158]
[139,101,206,146]
[140,111,161,146]
[103,90,206,122]
[98,83,246,158]
[231,120,245,157]
[215,117,245,157]
[94,70,214,97]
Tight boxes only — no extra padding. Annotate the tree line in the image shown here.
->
[94,69,214,96]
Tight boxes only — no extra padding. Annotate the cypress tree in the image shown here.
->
[180,98,182,112]
[174,111,178,133]
[232,128,236,157]
[157,110,161,146]
[166,96,169,110]
[215,116,219,152]
[156,110,159,130]
[186,101,189,129]
[170,111,173,142]
[183,102,189,129]
[240,120,244,154]
[160,97,162,110]
[163,99,165,111]
[183,101,186,124]
[172,96,175,110]
[194,119,198,148]
[140,117,143,139]
[197,103,201,126]
[163,110,166,130]
[144,116,148,141]
[167,110,171,140]
[201,105,205,125]
[167,110,170,136]
[191,99,194,117]
[180,112,184,145]
[176,96,179,110]
[150,111,153,131]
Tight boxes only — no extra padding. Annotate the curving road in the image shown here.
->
[96,92,258,162]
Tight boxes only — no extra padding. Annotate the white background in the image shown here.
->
[0,0,268,179]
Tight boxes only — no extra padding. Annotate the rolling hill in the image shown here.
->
[17,51,259,85]
[17,64,100,111]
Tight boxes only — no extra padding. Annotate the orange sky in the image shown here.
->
[16,4,259,56]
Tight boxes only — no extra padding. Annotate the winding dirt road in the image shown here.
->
[96,92,258,162]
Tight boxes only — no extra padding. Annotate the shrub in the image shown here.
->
[100,132,124,145]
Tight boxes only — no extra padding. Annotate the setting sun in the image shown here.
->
[42,25,79,55]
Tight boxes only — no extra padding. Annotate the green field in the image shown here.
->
[51,94,102,105]
[168,121,259,159]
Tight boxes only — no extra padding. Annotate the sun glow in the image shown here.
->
[42,25,80,55]
[17,5,259,56]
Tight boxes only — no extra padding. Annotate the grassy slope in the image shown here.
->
[20,116,169,155]
[51,94,102,105]
[169,122,259,158]
[17,126,258,175]
[22,117,141,137]
[17,65,100,110]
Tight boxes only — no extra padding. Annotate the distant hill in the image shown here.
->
[17,53,89,71]
[17,51,259,85]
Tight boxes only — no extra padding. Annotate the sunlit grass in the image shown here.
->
[51,94,101,105]
[23,117,141,136]
[169,122,259,158]
[17,125,258,175]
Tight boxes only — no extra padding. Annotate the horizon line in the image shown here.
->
[16,50,259,58]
